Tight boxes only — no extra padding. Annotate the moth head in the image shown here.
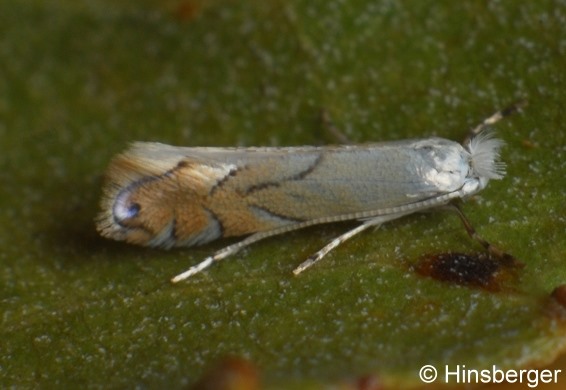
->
[415,139,472,192]
[466,131,506,188]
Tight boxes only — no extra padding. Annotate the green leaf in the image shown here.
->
[2,1,565,388]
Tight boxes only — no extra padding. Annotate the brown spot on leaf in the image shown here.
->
[551,285,566,307]
[545,285,566,321]
[173,1,201,23]
[413,252,522,291]
[191,356,259,390]
[353,374,382,390]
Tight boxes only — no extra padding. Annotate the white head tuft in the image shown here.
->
[467,131,506,180]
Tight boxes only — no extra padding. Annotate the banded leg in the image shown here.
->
[293,221,379,275]
[292,210,416,275]
[171,231,277,283]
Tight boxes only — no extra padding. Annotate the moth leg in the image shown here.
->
[293,220,381,275]
[444,203,517,264]
[171,231,271,283]
[171,256,215,283]
[172,210,414,282]
[463,100,527,144]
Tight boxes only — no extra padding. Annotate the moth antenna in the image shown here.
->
[463,100,527,145]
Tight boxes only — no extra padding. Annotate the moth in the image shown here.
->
[96,102,524,283]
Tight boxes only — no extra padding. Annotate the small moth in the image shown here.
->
[96,103,524,283]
